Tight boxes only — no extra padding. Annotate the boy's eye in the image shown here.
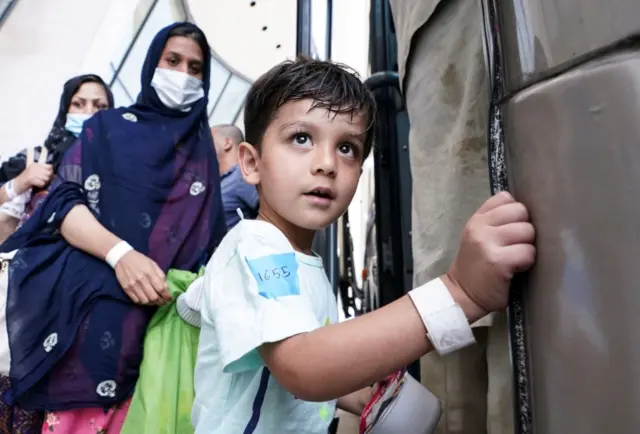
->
[338,143,356,158]
[293,133,311,146]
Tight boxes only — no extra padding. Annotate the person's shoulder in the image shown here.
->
[206,220,294,273]
[211,218,288,254]
[235,219,292,251]
[89,107,119,119]
[202,221,298,308]
[82,108,125,131]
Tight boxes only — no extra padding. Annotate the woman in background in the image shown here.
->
[0,22,225,434]
[0,74,113,433]
[0,74,113,206]
[0,75,113,238]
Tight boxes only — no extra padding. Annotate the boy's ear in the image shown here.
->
[238,142,260,186]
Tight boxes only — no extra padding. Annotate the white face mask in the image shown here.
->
[151,67,204,111]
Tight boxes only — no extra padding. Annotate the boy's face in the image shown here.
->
[239,99,367,233]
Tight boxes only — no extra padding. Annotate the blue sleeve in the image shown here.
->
[238,182,259,213]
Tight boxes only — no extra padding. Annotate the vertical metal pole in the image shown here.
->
[323,0,338,291]
[326,230,338,290]
[325,0,333,60]
[296,0,312,56]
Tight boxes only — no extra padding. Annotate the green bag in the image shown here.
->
[121,268,203,434]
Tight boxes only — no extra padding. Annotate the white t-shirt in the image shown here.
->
[192,220,339,434]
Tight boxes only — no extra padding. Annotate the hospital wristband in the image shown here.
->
[106,241,133,269]
[4,180,17,201]
[408,278,476,356]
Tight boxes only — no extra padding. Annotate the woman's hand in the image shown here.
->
[15,163,54,193]
[58,205,172,306]
[114,250,172,305]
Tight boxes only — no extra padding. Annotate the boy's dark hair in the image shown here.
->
[243,57,376,160]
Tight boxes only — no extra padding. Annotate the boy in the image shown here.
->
[185,58,535,433]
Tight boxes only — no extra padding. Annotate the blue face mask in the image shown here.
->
[64,113,93,137]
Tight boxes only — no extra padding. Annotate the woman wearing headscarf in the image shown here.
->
[0,74,113,433]
[0,22,226,434]
[0,74,114,211]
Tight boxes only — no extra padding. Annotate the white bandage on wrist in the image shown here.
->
[408,278,476,355]
[4,180,17,201]
[105,241,133,269]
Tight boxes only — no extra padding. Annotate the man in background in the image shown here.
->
[211,124,259,229]
[388,1,513,433]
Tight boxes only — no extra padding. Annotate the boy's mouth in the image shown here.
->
[303,187,336,200]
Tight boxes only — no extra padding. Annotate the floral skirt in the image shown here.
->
[0,375,44,434]
[0,374,131,434]
[41,399,131,434]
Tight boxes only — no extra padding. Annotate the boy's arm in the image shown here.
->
[259,192,535,402]
[259,276,481,402]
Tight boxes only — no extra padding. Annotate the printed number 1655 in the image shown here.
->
[257,266,290,282]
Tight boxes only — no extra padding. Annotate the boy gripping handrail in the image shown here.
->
[179,57,536,433]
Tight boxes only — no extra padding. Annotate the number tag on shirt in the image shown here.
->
[246,253,300,299]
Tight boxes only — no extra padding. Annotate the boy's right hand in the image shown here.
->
[446,191,536,317]
[15,163,54,192]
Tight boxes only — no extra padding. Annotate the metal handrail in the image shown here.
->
[363,71,400,92]
[108,0,159,87]
[0,0,18,31]
[177,0,253,84]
